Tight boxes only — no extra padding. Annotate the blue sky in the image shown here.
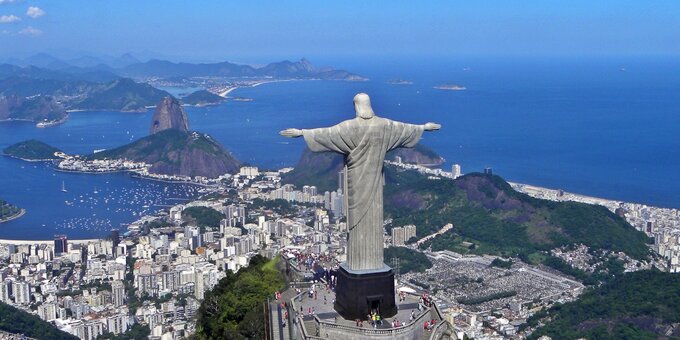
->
[1,1,680,62]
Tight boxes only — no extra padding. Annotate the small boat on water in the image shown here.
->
[61,181,68,193]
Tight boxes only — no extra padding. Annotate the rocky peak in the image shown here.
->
[298,58,315,73]
[150,96,189,134]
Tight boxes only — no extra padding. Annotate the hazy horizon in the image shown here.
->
[2,1,680,63]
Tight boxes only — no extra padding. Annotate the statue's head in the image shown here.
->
[353,93,375,119]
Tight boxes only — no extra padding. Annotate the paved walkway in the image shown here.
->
[295,283,430,330]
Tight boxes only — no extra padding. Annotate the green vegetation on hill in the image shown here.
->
[384,247,433,274]
[182,206,225,232]
[181,90,225,106]
[383,169,651,262]
[196,255,285,339]
[89,129,241,178]
[0,301,78,339]
[0,199,21,221]
[3,139,62,160]
[528,270,680,339]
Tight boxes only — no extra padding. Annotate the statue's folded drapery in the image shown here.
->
[303,117,423,270]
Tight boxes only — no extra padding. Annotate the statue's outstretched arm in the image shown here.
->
[280,128,303,138]
[423,122,441,131]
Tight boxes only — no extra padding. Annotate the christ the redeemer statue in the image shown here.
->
[281,93,440,271]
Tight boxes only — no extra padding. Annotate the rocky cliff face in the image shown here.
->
[150,96,189,134]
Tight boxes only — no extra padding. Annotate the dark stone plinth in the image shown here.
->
[334,263,397,321]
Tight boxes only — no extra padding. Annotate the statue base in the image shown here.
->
[334,263,397,321]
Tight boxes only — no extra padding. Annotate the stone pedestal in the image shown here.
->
[334,263,397,321]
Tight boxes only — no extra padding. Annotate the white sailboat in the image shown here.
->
[61,181,68,193]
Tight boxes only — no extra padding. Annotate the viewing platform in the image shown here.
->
[276,281,453,339]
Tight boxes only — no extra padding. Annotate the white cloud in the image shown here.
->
[25,6,44,18]
[18,25,41,36]
[0,14,20,23]
[0,0,20,5]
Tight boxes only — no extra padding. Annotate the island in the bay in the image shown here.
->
[180,90,226,107]
[386,79,414,85]
[0,55,366,126]
[0,199,24,223]
[434,83,467,90]
[3,139,62,161]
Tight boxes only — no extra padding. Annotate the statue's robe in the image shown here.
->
[302,116,424,270]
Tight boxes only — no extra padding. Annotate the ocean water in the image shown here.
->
[1,56,680,239]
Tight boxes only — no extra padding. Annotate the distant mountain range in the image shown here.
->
[3,52,140,69]
[1,53,365,81]
[0,65,167,115]
[118,58,365,80]
[73,78,170,112]
[0,54,364,123]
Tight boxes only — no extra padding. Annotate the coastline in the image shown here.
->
[0,115,69,128]
[217,79,293,98]
[2,154,59,163]
[0,208,25,224]
[0,237,101,245]
[509,181,661,210]
[36,114,69,128]
[54,165,219,187]
[215,77,364,98]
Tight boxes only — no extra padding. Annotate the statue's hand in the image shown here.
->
[424,122,441,131]
[280,128,303,138]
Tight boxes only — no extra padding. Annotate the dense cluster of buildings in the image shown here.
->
[0,165,356,339]
[57,152,148,174]
[0,236,139,339]
[265,174,346,218]
[56,152,231,185]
